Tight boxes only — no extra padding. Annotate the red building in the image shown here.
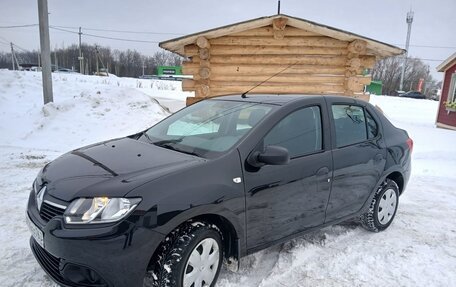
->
[436,52,456,130]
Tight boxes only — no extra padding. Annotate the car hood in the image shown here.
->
[40,137,205,202]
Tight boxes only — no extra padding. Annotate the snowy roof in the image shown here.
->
[436,52,456,72]
[159,14,404,58]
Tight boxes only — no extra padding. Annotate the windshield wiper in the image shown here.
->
[153,138,183,146]
[156,143,200,157]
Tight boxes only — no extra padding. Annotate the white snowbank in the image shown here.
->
[0,71,455,287]
[0,70,190,151]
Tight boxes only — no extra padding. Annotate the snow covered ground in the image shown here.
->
[0,70,455,287]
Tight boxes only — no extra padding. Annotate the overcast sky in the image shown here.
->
[1,0,455,80]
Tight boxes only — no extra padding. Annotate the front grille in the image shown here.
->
[39,201,66,222]
[30,238,66,283]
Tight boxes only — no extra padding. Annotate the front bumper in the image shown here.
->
[27,191,165,287]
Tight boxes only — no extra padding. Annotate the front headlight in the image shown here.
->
[64,197,141,224]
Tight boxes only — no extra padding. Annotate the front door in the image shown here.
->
[243,104,332,251]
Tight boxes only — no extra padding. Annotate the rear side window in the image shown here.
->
[264,106,322,158]
[366,111,378,139]
[332,105,367,147]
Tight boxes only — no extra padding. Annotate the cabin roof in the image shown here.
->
[159,14,404,58]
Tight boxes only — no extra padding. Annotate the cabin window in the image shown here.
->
[449,73,456,103]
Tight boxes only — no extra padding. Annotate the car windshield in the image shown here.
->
[143,100,274,158]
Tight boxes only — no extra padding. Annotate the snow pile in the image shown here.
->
[0,70,189,151]
[0,71,455,287]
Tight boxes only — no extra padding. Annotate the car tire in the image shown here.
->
[361,179,399,232]
[150,221,223,287]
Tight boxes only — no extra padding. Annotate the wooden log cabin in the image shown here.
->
[159,14,404,105]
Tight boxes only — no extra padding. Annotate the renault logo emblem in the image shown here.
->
[36,186,46,211]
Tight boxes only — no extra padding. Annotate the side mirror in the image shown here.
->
[247,145,290,167]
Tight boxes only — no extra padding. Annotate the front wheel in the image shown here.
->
[151,222,223,287]
[361,179,400,232]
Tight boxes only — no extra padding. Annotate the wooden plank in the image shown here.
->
[210,36,348,47]
[209,84,346,96]
[183,78,345,91]
[186,96,205,106]
[273,18,288,30]
[210,81,344,87]
[184,44,199,56]
[185,44,348,56]
[348,39,367,54]
[354,94,371,102]
[273,18,288,40]
[196,36,210,49]
[345,76,371,91]
[193,74,348,84]
[230,26,319,37]
[193,54,347,66]
[183,63,350,76]
[210,45,349,56]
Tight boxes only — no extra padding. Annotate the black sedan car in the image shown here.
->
[400,91,426,99]
[27,95,412,287]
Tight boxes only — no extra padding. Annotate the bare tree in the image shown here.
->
[372,56,439,97]
[0,44,183,78]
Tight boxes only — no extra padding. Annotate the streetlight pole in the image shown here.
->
[78,27,84,74]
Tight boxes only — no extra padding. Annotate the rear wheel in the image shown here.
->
[149,222,223,287]
[361,179,399,232]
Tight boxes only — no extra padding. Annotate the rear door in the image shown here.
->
[325,98,386,222]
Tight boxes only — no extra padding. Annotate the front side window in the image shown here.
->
[264,106,322,158]
[332,105,367,147]
[144,100,273,157]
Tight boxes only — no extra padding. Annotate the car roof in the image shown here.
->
[210,94,358,105]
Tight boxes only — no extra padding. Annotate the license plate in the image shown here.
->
[26,214,44,248]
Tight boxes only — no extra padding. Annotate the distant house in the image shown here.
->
[436,52,456,130]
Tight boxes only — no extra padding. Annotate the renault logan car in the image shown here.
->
[27,95,412,287]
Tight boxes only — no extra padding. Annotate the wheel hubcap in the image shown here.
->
[183,238,220,287]
[377,188,397,225]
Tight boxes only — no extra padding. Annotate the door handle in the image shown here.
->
[316,167,329,177]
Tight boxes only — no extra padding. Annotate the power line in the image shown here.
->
[419,58,444,62]
[2,23,454,49]
[49,26,160,43]
[49,26,79,34]
[0,35,31,52]
[0,24,38,28]
[394,43,456,49]
[83,32,160,43]
[51,25,183,36]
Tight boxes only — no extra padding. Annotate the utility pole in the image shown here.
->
[142,60,145,76]
[399,10,414,92]
[78,27,83,74]
[10,43,15,70]
[37,0,53,104]
[95,45,99,75]
[53,45,58,71]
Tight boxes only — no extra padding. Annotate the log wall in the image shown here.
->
[181,18,376,104]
